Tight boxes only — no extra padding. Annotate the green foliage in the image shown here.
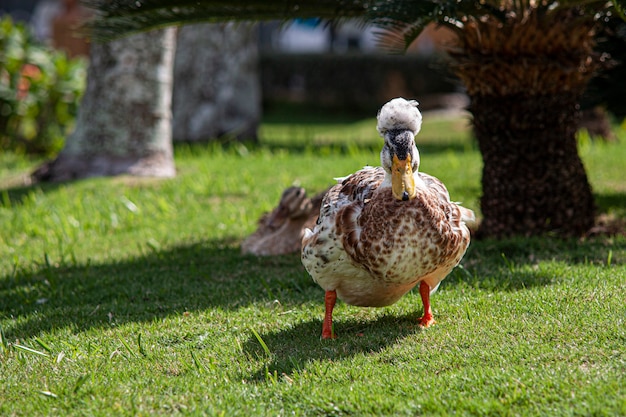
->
[0,16,86,156]
[0,115,625,415]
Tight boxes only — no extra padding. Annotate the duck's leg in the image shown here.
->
[418,281,435,327]
[322,290,337,339]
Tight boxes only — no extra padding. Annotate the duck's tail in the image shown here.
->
[456,205,476,229]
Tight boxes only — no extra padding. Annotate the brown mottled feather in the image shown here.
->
[242,186,326,256]
[302,166,472,308]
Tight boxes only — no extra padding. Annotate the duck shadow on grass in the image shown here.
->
[241,312,425,382]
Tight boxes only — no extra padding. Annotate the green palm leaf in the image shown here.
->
[84,0,370,40]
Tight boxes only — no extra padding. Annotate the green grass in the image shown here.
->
[1,113,625,416]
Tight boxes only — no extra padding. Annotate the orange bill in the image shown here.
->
[391,154,416,201]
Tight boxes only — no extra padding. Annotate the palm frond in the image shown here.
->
[83,0,370,40]
[366,0,484,52]
[84,0,626,42]
[370,18,434,54]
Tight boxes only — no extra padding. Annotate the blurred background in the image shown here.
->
[1,0,466,117]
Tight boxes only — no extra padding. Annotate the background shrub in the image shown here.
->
[0,16,86,156]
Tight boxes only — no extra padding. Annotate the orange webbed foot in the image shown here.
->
[418,281,436,327]
[418,314,436,327]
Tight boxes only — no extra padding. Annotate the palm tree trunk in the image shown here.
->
[448,9,599,237]
[471,92,595,237]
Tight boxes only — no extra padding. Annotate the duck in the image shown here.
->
[242,186,325,256]
[301,98,474,339]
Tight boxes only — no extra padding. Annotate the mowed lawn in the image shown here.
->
[0,111,625,416]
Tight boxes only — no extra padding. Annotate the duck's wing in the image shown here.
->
[419,172,475,225]
[315,166,385,225]
[302,166,385,270]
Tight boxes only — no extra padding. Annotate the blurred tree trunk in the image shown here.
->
[33,28,177,182]
[172,22,260,142]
